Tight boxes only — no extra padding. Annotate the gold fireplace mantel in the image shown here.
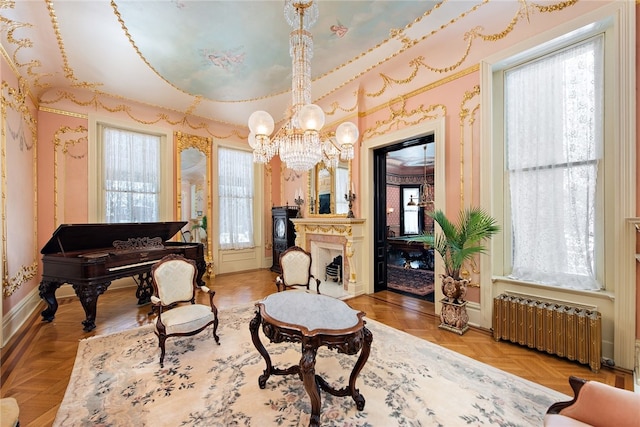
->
[291,217,366,296]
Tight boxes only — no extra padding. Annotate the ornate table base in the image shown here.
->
[249,292,372,427]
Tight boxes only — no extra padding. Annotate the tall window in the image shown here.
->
[218,147,254,250]
[402,186,420,235]
[504,36,603,291]
[101,126,161,223]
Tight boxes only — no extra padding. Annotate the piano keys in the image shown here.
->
[38,222,205,331]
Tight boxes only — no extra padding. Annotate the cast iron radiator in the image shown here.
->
[492,293,602,372]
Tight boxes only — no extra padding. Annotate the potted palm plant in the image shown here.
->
[409,207,499,333]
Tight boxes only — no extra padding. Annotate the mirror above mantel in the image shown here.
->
[308,160,350,217]
[176,132,213,274]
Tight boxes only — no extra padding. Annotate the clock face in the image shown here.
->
[275,218,286,239]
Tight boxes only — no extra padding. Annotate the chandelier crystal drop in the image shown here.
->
[247,0,358,172]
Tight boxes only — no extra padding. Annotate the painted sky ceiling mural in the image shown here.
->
[116,1,436,102]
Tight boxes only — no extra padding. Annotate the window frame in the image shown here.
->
[216,145,257,251]
[88,116,173,223]
[479,2,635,369]
[502,34,604,290]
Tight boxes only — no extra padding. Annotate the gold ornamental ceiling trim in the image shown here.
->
[360,64,478,120]
[0,14,44,105]
[111,1,193,98]
[44,0,100,91]
[351,0,576,102]
[314,0,488,106]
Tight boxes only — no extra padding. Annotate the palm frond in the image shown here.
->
[429,207,500,279]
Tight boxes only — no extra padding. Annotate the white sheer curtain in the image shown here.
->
[218,147,254,250]
[335,166,348,214]
[505,36,603,290]
[102,126,160,223]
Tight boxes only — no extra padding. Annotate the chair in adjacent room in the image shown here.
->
[150,254,220,367]
[544,376,640,427]
[275,246,321,294]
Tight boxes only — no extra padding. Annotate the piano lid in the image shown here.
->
[41,221,188,254]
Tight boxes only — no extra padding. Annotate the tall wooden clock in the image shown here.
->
[271,206,298,273]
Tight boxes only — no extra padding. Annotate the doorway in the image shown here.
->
[373,135,436,302]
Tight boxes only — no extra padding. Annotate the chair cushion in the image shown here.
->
[156,304,215,335]
[0,397,19,427]
[281,250,312,285]
[154,259,196,304]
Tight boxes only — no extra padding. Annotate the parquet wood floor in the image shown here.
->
[1,269,633,427]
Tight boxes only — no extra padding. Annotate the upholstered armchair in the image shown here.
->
[275,246,321,294]
[151,254,219,367]
[544,376,640,427]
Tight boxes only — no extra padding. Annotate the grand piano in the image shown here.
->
[38,221,205,331]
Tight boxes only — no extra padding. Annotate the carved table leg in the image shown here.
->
[73,282,111,332]
[249,310,273,388]
[39,280,62,322]
[348,326,373,410]
[300,340,320,427]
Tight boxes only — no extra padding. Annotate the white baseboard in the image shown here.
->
[1,286,41,348]
[1,278,138,348]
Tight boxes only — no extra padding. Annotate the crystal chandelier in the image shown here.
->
[247,0,359,172]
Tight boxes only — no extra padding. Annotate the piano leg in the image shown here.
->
[72,282,112,332]
[39,280,62,322]
[196,259,206,286]
[135,272,153,305]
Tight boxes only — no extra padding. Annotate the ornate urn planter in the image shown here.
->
[404,208,500,337]
[439,275,470,335]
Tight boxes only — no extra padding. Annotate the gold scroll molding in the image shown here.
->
[361,96,446,141]
[53,125,88,227]
[40,90,245,140]
[1,79,38,296]
[297,223,353,238]
[361,0,578,100]
[459,85,482,287]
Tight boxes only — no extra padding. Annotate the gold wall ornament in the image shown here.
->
[324,96,359,117]
[1,79,39,297]
[53,125,88,227]
[39,106,87,119]
[361,97,446,141]
[530,0,578,13]
[360,0,576,100]
[458,85,482,287]
[3,262,38,297]
[459,84,481,208]
[39,89,245,140]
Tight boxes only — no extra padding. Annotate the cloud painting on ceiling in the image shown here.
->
[116,1,434,102]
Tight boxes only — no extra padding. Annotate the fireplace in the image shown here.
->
[291,217,366,296]
[311,241,343,285]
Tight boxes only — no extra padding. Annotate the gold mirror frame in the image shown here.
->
[175,132,213,273]
[307,160,350,217]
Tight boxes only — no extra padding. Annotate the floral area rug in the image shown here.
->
[55,303,568,426]
[387,264,435,297]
